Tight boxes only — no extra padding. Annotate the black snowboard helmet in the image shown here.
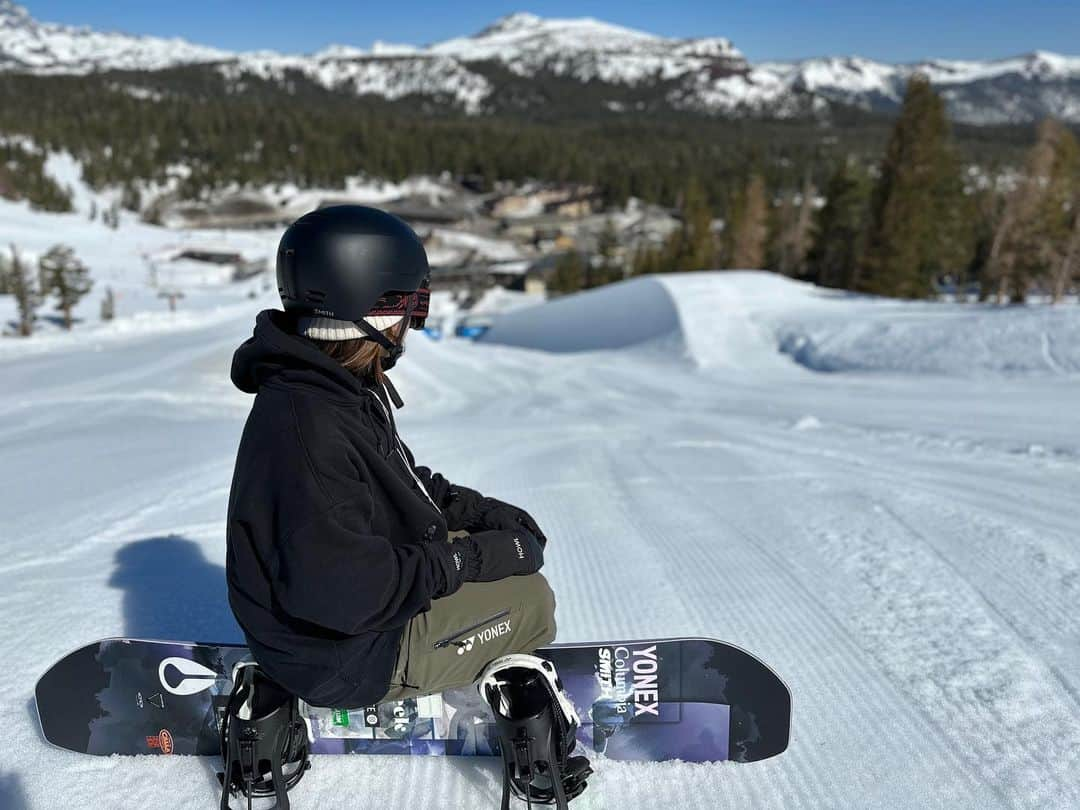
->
[276,205,431,361]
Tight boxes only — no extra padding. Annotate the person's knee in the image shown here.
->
[519,573,557,646]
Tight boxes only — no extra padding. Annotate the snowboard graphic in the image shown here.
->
[36,637,790,764]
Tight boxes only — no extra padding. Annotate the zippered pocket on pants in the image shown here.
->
[432,608,511,651]
[398,619,420,690]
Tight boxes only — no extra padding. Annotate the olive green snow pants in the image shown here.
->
[379,534,557,702]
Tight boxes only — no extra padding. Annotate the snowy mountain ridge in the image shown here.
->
[753,51,1080,123]
[0,0,231,73]
[1,2,1079,123]
[427,11,745,85]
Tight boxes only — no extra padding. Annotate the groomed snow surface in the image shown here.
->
[2,265,1080,808]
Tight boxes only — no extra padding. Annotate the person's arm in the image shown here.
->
[397,440,489,529]
[272,487,465,634]
[400,439,547,543]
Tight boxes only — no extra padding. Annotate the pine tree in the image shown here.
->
[631,179,717,274]
[960,185,998,302]
[121,183,142,213]
[987,119,1080,303]
[631,243,663,277]
[10,245,41,337]
[1030,122,1080,302]
[40,244,93,330]
[548,251,587,295]
[677,178,717,271]
[860,75,973,298]
[729,173,769,269]
[1053,214,1080,303]
[807,159,872,289]
[595,218,622,283]
[773,173,812,278]
[0,247,11,295]
[655,178,717,273]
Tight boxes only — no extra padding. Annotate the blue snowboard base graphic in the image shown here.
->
[36,636,790,764]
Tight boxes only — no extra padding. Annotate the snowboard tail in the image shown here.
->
[36,637,790,764]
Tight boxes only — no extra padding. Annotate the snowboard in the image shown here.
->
[36,636,790,764]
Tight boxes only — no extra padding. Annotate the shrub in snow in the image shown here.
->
[100,286,116,322]
[102,203,121,230]
[39,244,93,330]
[9,244,41,336]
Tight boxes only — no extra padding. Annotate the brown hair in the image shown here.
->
[314,319,408,385]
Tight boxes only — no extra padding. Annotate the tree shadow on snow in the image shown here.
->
[109,535,242,644]
[0,770,28,810]
[39,314,86,329]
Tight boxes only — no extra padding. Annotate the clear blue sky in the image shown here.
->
[23,1,1080,62]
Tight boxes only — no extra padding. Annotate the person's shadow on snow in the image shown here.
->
[109,536,243,798]
[109,535,242,645]
[106,537,508,804]
[0,771,28,810]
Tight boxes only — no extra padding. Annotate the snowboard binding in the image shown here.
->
[218,662,311,810]
[478,653,593,810]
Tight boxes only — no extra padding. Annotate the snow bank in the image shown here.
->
[479,276,683,354]
[481,270,1080,377]
[480,271,819,369]
[660,272,1080,376]
[775,303,1080,376]
[654,272,812,371]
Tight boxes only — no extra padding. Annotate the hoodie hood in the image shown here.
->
[231,309,370,398]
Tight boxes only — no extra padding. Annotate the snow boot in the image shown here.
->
[478,653,593,810]
[218,662,311,810]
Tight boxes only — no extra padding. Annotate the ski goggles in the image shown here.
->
[367,276,430,330]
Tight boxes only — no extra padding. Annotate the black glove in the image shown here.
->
[477,498,548,548]
[443,485,486,532]
[460,529,544,582]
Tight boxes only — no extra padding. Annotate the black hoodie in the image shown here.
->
[226,309,481,707]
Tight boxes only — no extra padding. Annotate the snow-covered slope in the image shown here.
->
[2,3,1079,122]
[4,262,1080,808]
[0,0,230,72]
[0,154,279,347]
[752,51,1080,124]
[483,271,1080,376]
[429,11,744,84]
[218,52,493,113]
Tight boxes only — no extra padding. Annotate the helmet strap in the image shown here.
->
[352,318,406,407]
[353,286,423,383]
[353,317,398,353]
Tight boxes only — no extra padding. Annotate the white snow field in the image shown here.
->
[2,267,1080,809]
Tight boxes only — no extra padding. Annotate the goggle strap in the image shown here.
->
[368,287,430,321]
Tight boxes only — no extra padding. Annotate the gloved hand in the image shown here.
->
[443,485,486,531]
[460,529,544,582]
[476,498,548,548]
